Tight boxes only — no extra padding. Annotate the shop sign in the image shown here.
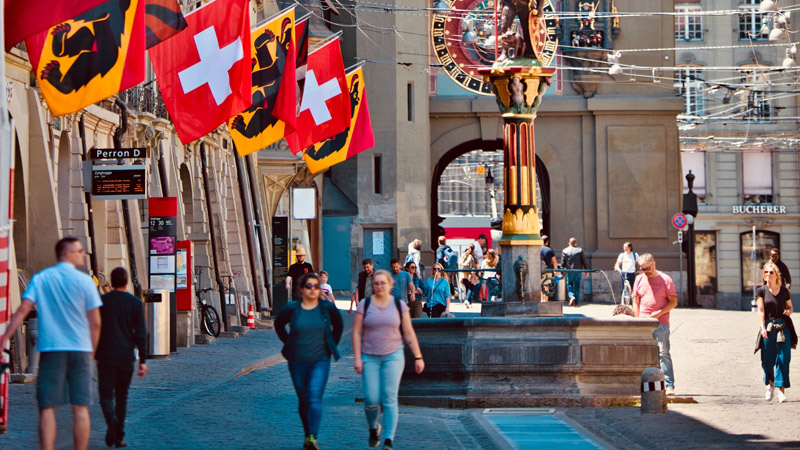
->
[732,205,787,214]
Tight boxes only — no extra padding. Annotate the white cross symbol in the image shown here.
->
[298,70,342,125]
[178,26,244,105]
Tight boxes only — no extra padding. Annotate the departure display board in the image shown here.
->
[91,165,146,200]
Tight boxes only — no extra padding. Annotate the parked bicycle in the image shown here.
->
[541,270,564,300]
[195,285,221,337]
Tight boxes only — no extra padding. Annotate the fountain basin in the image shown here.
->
[402,315,660,408]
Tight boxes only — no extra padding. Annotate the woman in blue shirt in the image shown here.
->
[423,263,451,317]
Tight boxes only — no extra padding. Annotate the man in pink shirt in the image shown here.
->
[633,253,678,396]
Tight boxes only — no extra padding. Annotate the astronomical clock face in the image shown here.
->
[431,0,558,96]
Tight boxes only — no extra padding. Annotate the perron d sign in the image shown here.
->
[91,147,147,159]
[732,205,787,214]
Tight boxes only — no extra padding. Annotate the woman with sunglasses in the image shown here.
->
[756,261,795,403]
[353,270,425,450]
[423,263,452,317]
[404,261,424,318]
[275,273,344,450]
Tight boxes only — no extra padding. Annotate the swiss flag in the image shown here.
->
[149,0,251,144]
[286,39,350,154]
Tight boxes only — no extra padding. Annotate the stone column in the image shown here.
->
[480,65,554,305]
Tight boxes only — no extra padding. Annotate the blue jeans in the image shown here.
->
[362,348,405,441]
[653,324,674,389]
[762,320,792,388]
[288,357,331,438]
[566,273,582,304]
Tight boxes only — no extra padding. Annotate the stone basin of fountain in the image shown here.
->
[400,311,660,408]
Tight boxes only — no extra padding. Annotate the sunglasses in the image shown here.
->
[641,266,653,272]
[303,283,320,290]
[408,265,416,269]
[764,270,776,275]
[433,268,442,272]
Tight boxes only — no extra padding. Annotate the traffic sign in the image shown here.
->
[672,213,688,230]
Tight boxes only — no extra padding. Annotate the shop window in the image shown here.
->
[681,151,706,201]
[741,230,779,294]
[675,5,703,41]
[742,150,772,203]
[695,231,716,295]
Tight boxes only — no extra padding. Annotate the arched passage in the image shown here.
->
[430,139,551,245]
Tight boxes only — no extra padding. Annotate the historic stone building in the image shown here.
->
[676,0,800,309]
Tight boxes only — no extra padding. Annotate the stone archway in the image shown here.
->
[430,139,552,245]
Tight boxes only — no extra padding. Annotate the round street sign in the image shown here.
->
[672,213,688,230]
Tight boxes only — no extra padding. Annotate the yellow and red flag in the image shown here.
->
[302,66,374,174]
[5,0,107,51]
[227,8,297,156]
[26,0,146,117]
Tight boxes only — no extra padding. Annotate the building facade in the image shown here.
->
[676,0,800,309]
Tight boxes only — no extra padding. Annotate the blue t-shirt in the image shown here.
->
[390,271,413,302]
[423,277,451,307]
[22,262,103,352]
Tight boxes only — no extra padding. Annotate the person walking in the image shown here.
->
[275,273,344,450]
[423,263,451,317]
[319,271,336,302]
[756,261,795,403]
[561,238,588,307]
[0,237,102,450]
[389,259,414,305]
[540,236,558,301]
[435,236,458,296]
[286,247,315,301]
[480,250,500,301]
[614,242,639,296]
[352,270,425,450]
[459,244,479,303]
[770,248,792,290]
[95,267,148,448]
[632,253,678,396]
[350,259,375,314]
[404,261,424,319]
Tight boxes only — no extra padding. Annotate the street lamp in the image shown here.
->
[683,170,699,307]
[485,165,498,220]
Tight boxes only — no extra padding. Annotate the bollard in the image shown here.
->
[641,367,667,414]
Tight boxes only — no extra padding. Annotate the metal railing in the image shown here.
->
[117,81,170,120]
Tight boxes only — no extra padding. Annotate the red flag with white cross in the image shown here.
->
[149,0,251,144]
[285,39,350,154]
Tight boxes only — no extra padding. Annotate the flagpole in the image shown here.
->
[345,61,366,73]
[0,0,13,433]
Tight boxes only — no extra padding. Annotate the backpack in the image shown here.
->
[404,252,415,266]
[363,296,405,339]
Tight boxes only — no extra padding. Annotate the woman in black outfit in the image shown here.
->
[275,273,344,450]
[756,261,794,403]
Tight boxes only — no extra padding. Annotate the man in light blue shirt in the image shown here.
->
[389,258,414,303]
[1,237,102,450]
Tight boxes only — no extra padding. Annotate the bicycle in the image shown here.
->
[195,285,221,337]
[541,271,564,300]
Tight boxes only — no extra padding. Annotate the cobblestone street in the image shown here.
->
[1,304,798,449]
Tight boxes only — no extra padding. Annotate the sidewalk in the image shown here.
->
[0,303,797,449]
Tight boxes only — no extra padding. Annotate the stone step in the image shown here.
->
[194,334,215,345]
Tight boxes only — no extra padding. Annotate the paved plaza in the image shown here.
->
[1,303,798,449]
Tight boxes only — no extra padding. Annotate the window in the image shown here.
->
[677,67,704,117]
[681,151,706,198]
[675,5,703,41]
[742,150,772,201]
[740,230,779,294]
[739,70,772,122]
[695,231,716,295]
[373,155,382,194]
[739,1,769,40]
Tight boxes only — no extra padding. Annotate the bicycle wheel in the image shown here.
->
[541,277,557,299]
[202,305,221,337]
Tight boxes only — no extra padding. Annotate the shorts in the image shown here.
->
[37,351,93,408]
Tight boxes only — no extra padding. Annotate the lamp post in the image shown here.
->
[485,165,498,220]
[683,170,699,307]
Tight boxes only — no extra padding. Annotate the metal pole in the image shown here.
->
[112,99,141,297]
[752,225,757,311]
[78,116,99,278]
[678,230,683,307]
[245,154,272,310]
[233,149,263,313]
[157,141,169,197]
[200,142,228,332]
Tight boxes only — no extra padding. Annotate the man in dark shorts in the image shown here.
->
[96,267,148,447]
[0,237,102,450]
[286,247,315,301]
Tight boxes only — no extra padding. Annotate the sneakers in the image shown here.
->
[766,385,774,401]
[369,424,382,448]
[777,390,787,403]
[666,387,675,396]
[303,435,319,450]
[382,439,394,450]
[568,298,576,307]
